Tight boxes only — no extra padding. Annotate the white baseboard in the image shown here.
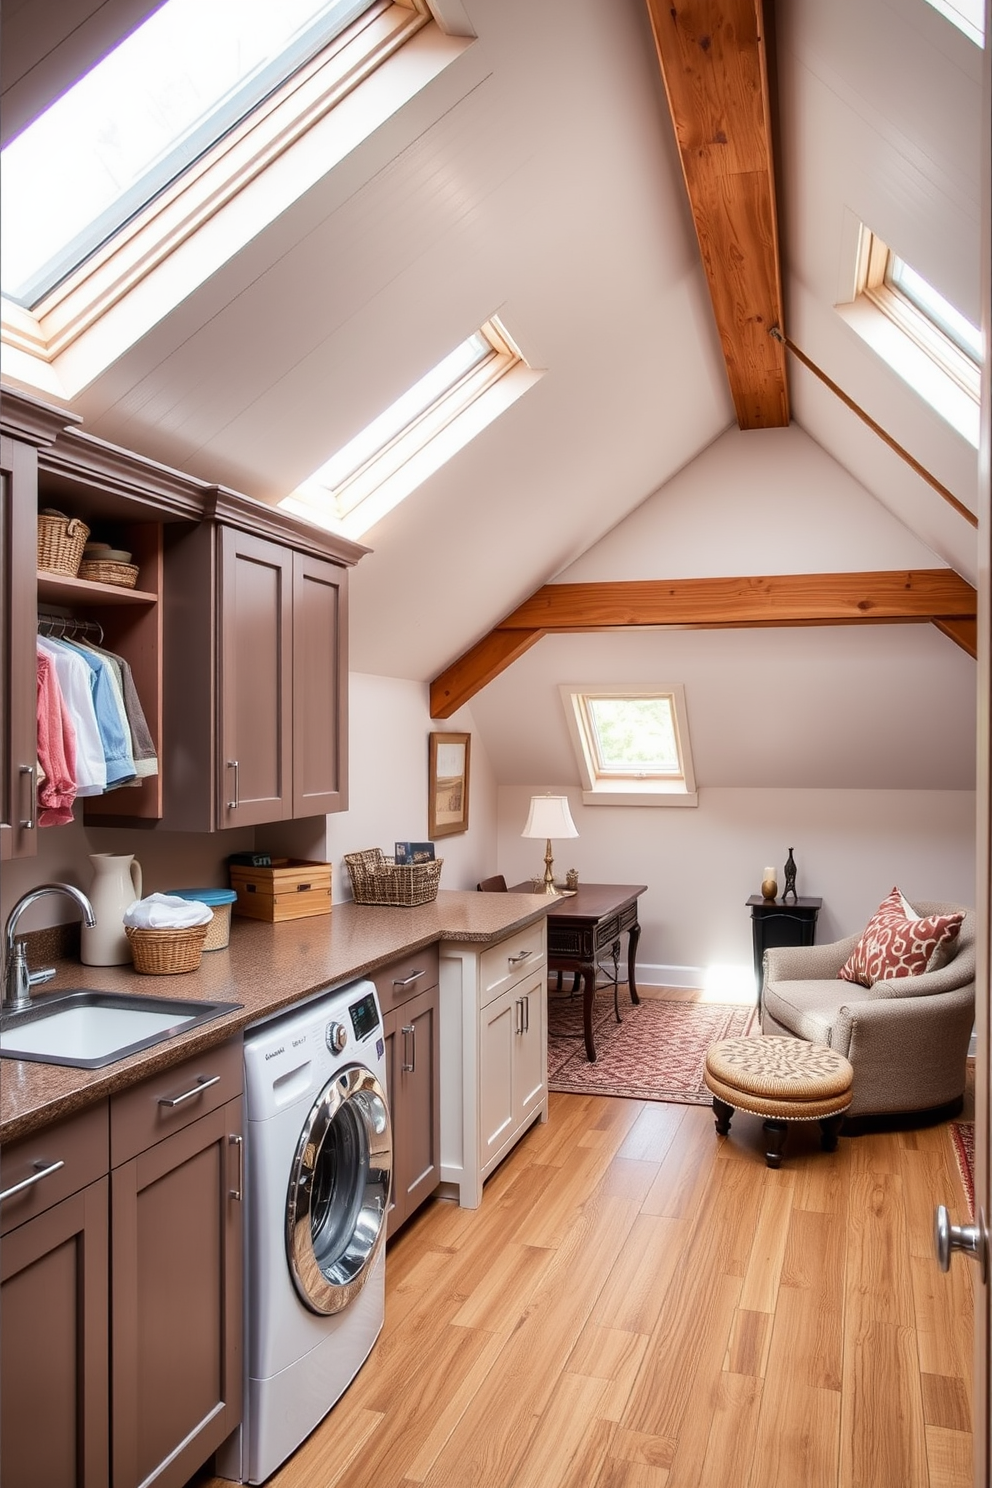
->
[636,963,756,1000]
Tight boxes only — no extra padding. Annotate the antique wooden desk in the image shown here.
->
[511,882,647,1063]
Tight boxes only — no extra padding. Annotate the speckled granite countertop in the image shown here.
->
[1,890,553,1142]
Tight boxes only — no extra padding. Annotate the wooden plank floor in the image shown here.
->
[195,1077,975,1488]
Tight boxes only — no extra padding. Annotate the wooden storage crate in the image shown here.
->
[229,858,332,922]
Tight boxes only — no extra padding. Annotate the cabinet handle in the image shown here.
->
[392,969,425,988]
[18,764,35,830]
[158,1073,221,1108]
[0,1158,64,1204]
[401,1023,416,1073]
[508,949,533,965]
[523,993,530,1033]
[229,1133,244,1201]
[226,760,240,811]
[515,997,523,1036]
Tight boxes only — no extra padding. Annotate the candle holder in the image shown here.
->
[761,867,778,901]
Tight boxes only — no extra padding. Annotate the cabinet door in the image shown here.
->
[480,986,518,1169]
[0,435,38,860]
[514,972,547,1125]
[387,983,440,1237]
[292,551,347,816]
[1,1178,110,1488]
[112,1096,244,1488]
[218,527,293,827]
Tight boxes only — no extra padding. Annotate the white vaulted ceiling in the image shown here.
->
[1,0,983,721]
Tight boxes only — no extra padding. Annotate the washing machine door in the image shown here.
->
[286,1063,392,1315]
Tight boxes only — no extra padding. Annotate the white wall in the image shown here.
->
[320,673,498,897]
[497,783,975,994]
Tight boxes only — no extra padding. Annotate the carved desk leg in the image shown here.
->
[626,918,641,1005]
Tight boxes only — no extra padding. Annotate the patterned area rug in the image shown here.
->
[951,1121,975,1219]
[547,988,758,1104]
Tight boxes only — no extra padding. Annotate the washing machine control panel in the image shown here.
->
[348,990,381,1041]
[325,1021,348,1054]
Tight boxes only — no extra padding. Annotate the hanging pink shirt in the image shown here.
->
[37,647,77,826]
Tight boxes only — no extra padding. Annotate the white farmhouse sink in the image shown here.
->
[0,990,242,1068]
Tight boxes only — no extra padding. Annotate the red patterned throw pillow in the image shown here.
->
[838,887,963,987]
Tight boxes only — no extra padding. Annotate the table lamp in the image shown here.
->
[521,794,578,895]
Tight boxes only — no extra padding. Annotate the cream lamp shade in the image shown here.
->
[521,794,578,895]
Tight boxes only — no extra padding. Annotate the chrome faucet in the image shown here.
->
[3,883,96,1014]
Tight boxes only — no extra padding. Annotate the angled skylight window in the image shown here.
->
[1,0,376,307]
[281,317,541,539]
[837,227,982,446]
[559,687,698,807]
[922,0,984,46]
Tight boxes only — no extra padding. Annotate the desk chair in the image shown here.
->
[477,875,507,893]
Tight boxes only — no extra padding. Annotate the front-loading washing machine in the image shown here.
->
[219,979,391,1484]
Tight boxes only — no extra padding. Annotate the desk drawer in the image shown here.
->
[480,922,546,1007]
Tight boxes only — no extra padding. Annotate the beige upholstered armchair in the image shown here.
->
[760,902,975,1119]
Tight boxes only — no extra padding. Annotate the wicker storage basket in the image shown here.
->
[126,923,209,974]
[78,559,140,589]
[37,511,91,576]
[345,848,443,907]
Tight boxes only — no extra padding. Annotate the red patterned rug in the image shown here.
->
[951,1121,975,1219]
[547,988,758,1104]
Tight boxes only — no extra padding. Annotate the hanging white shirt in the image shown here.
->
[37,636,108,795]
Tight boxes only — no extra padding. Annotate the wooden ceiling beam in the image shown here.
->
[645,0,788,428]
[429,570,976,717]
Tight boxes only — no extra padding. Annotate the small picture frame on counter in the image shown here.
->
[394,841,436,865]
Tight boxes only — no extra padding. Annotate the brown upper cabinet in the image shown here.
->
[162,490,362,832]
[0,386,366,849]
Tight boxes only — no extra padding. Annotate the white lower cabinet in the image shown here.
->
[440,920,548,1208]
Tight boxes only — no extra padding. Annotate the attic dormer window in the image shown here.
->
[559,686,698,807]
[837,228,982,446]
[1,0,379,307]
[280,316,540,539]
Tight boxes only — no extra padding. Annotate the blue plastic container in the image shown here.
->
[167,887,237,950]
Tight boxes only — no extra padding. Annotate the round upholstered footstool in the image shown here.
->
[704,1036,854,1168]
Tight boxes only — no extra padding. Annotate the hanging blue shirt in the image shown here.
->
[62,641,136,787]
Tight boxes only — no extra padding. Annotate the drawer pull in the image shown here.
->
[229,1134,244,1201]
[392,969,425,989]
[508,949,533,965]
[0,1158,65,1204]
[158,1073,221,1109]
[401,1023,416,1073]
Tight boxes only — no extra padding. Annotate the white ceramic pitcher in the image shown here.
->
[81,853,143,966]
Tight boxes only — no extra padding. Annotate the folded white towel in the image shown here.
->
[124,893,213,929]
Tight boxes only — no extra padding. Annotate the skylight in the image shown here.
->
[281,317,539,539]
[922,0,984,46]
[559,687,698,806]
[1,0,376,307]
[837,227,982,446]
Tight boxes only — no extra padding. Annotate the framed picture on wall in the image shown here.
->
[428,732,470,838]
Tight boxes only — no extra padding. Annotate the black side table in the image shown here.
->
[747,895,822,1007]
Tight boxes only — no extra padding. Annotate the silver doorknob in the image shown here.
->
[934,1204,988,1282]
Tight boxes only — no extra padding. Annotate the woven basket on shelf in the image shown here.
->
[126,923,209,974]
[37,512,91,577]
[78,559,140,589]
[344,848,443,907]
